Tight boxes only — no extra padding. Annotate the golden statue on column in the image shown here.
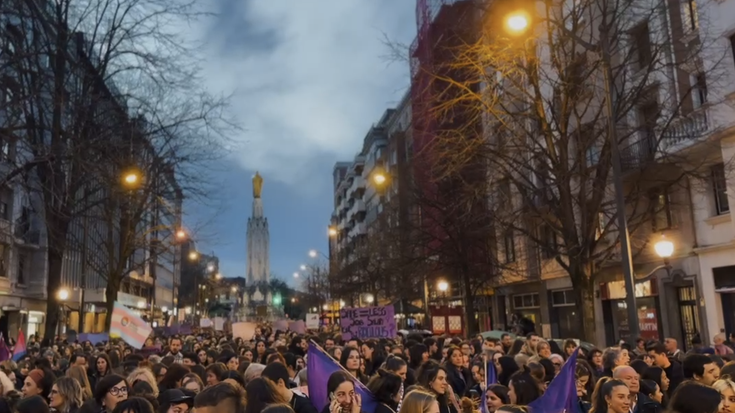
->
[253,172,263,199]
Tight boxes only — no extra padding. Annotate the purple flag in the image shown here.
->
[529,348,579,413]
[480,357,499,413]
[0,335,10,362]
[307,341,377,413]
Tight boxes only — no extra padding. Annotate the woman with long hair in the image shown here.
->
[443,347,473,398]
[50,377,83,413]
[67,366,93,401]
[340,347,368,384]
[712,378,735,413]
[496,357,519,387]
[382,355,409,382]
[416,360,457,413]
[484,385,509,413]
[399,389,439,413]
[95,355,113,380]
[507,371,540,406]
[589,379,629,413]
[367,370,403,413]
[205,363,228,387]
[321,371,361,413]
[255,340,268,364]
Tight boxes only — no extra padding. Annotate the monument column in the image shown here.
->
[246,172,270,285]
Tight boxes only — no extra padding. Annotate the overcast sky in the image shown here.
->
[185,1,417,285]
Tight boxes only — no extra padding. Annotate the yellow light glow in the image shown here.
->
[506,14,529,32]
[176,230,187,240]
[654,236,674,258]
[58,288,69,301]
[328,226,338,237]
[438,281,449,292]
[189,251,199,261]
[373,173,387,186]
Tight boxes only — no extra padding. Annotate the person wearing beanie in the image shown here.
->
[22,368,54,401]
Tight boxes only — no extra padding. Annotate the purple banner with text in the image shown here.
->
[339,305,397,340]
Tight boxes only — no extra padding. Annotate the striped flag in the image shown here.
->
[110,301,152,349]
[11,329,25,361]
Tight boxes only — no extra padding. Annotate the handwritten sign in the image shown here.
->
[340,305,397,340]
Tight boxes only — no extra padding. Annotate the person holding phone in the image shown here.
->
[324,371,362,413]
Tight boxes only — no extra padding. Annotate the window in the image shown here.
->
[503,229,516,263]
[692,72,707,108]
[595,212,607,240]
[681,0,699,34]
[712,163,729,215]
[17,252,27,285]
[631,23,652,70]
[513,293,540,309]
[0,188,10,221]
[0,244,7,278]
[541,225,558,259]
[650,188,674,230]
[551,290,576,306]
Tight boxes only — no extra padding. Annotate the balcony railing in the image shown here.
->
[620,134,656,170]
[661,108,710,149]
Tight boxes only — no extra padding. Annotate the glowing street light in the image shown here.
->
[505,13,529,33]
[185,306,192,315]
[189,251,199,261]
[373,172,387,186]
[365,294,375,304]
[122,171,140,187]
[300,265,307,271]
[293,272,299,278]
[58,288,69,301]
[161,306,168,313]
[654,235,675,259]
[309,250,318,258]
[175,229,187,240]
[231,286,238,293]
[215,273,222,280]
[328,226,338,237]
[438,281,449,292]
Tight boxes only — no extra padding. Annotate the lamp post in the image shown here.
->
[438,281,449,334]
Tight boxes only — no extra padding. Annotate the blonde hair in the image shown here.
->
[0,371,14,395]
[713,378,735,394]
[127,367,159,397]
[54,377,84,413]
[399,389,438,413]
[66,365,92,400]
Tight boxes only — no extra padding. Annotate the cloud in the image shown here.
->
[198,0,416,190]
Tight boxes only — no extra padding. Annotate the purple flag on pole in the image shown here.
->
[480,357,499,413]
[529,348,579,413]
[307,341,378,413]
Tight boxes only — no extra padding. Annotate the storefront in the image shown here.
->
[600,279,661,345]
[511,292,542,331]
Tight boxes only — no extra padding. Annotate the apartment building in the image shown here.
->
[0,2,183,336]
[329,92,413,305]
[473,0,735,346]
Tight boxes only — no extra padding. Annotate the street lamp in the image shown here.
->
[328,226,338,237]
[437,281,450,334]
[300,265,307,271]
[175,229,187,240]
[189,251,199,261]
[293,272,299,278]
[58,288,69,301]
[122,171,140,187]
[505,12,530,33]
[654,235,675,259]
[437,281,449,293]
[215,273,222,280]
[365,294,375,304]
[309,250,317,258]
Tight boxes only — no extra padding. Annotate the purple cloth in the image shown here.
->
[529,348,579,413]
[306,342,377,413]
[0,335,10,362]
[480,357,498,413]
[78,333,109,345]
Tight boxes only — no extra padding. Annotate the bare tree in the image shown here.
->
[404,0,729,340]
[0,0,232,341]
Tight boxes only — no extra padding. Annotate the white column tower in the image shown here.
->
[246,172,270,287]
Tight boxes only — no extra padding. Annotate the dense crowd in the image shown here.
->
[0,327,732,413]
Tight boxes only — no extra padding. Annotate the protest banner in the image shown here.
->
[339,305,396,340]
[305,313,319,330]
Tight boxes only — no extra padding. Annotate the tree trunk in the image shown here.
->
[104,274,120,330]
[42,247,64,346]
[462,268,476,337]
[571,262,597,342]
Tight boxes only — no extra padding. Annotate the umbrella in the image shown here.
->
[481,330,516,340]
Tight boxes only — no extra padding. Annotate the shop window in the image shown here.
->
[513,293,540,309]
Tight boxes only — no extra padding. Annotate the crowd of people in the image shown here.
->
[0,327,732,413]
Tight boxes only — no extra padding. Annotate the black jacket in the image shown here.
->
[663,360,685,397]
[634,393,662,413]
[289,393,318,413]
[445,365,473,397]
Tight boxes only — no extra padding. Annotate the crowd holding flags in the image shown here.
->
[528,348,580,413]
[109,301,153,349]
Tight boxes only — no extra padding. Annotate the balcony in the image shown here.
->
[661,108,710,152]
[347,200,366,222]
[620,134,656,170]
[14,219,40,245]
